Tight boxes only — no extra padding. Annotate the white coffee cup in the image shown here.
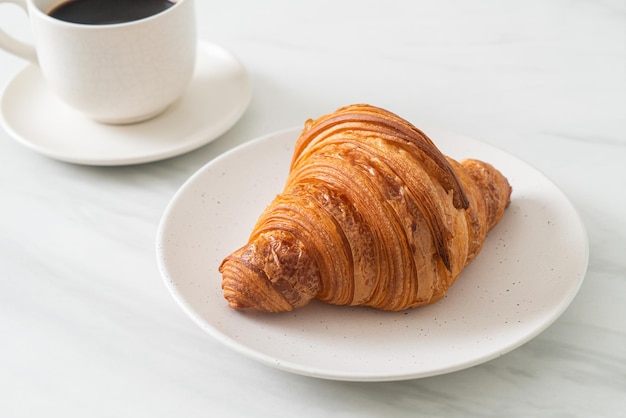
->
[0,0,196,124]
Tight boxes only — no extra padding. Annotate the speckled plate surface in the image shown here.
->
[156,127,589,381]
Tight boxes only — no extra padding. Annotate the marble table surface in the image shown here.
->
[1,1,624,416]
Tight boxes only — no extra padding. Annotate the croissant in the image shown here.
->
[219,104,512,312]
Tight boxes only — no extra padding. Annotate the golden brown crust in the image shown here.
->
[219,104,512,312]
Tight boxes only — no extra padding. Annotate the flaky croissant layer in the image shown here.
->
[219,104,512,312]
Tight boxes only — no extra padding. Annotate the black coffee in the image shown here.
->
[48,0,177,25]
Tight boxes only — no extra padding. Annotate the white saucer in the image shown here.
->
[0,41,251,166]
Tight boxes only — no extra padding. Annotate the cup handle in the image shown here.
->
[0,0,38,64]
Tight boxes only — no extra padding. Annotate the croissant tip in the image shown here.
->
[226,298,248,310]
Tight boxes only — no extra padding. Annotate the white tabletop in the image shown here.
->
[1,1,624,417]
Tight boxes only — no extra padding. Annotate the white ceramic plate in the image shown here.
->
[0,41,251,166]
[156,127,588,381]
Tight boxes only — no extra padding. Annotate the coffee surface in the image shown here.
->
[48,0,176,25]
